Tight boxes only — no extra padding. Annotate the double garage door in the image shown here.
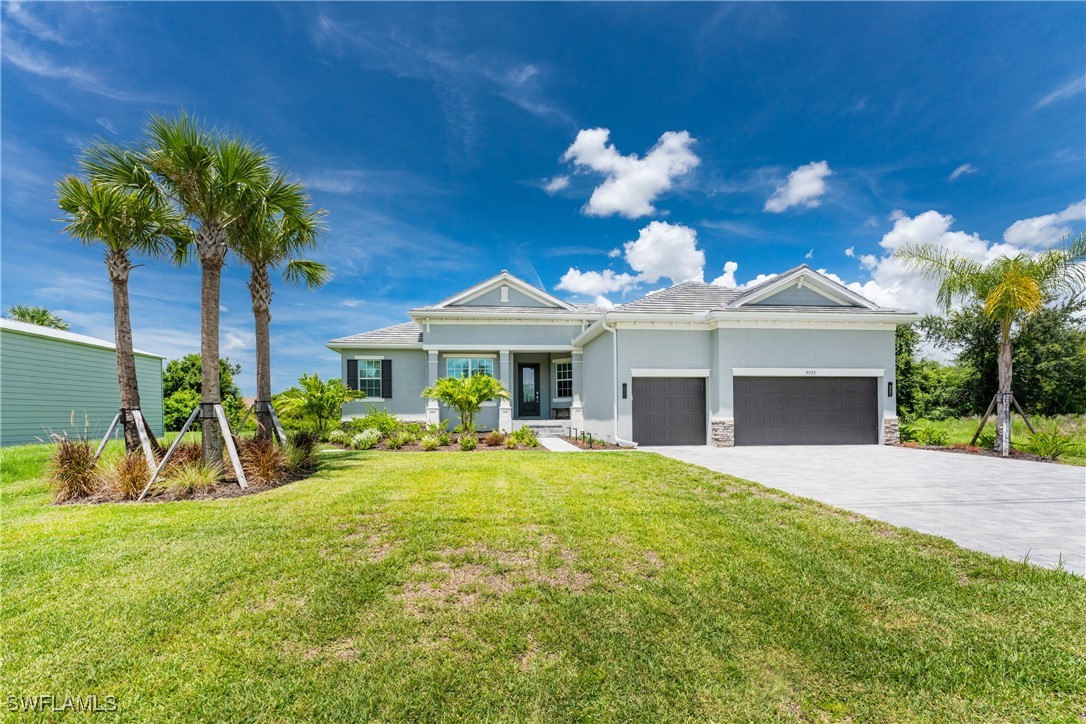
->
[631,375,878,446]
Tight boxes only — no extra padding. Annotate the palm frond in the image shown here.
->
[283,259,331,289]
[894,243,986,311]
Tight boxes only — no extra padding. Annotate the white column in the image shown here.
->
[498,350,512,432]
[426,350,440,425]
[570,350,584,433]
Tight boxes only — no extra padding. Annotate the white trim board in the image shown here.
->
[424,344,574,352]
[631,368,712,377]
[732,367,885,377]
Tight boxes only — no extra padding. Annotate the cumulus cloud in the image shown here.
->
[949,163,977,180]
[844,246,855,257]
[560,128,699,218]
[622,221,705,284]
[555,268,639,296]
[543,175,569,194]
[1002,200,1086,248]
[764,161,832,213]
[711,261,739,287]
[594,295,615,309]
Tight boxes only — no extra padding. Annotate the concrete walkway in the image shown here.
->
[539,437,581,452]
[641,445,1086,574]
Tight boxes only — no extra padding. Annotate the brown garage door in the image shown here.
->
[632,377,706,445]
[734,377,878,445]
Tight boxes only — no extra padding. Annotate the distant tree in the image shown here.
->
[896,233,1086,453]
[6,305,70,330]
[275,374,363,436]
[421,375,511,433]
[162,354,246,431]
[894,325,922,421]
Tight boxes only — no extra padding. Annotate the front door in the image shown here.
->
[518,363,541,417]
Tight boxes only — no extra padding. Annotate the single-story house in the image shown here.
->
[327,266,917,446]
[0,318,165,446]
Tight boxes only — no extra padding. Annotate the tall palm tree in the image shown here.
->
[55,173,190,453]
[85,114,279,468]
[6,305,70,330]
[232,175,328,439]
[896,233,1086,454]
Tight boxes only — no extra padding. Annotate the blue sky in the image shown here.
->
[2,2,1084,394]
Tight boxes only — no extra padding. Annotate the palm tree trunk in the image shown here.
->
[249,265,274,440]
[994,319,1013,456]
[107,251,162,454]
[197,224,228,469]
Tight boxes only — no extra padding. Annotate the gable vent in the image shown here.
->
[500,285,509,303]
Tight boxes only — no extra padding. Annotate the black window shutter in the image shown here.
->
[381,359,393,398]
[347,359,358,390]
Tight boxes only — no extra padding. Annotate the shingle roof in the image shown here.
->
[327,321,423,346]
[614,282,745,313]
[409,304,604,316]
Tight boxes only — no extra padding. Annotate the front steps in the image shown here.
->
[516,421,569,438]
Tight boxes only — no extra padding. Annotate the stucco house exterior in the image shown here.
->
[0,318,164,446]
[327,266,917,446]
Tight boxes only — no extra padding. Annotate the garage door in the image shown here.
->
[734,377,878,445]
[632,377,706,445]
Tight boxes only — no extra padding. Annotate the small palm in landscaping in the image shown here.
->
[276,374,363,436]
[421,374,511,433]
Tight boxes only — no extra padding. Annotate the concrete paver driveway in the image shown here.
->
[643,445,1086,574]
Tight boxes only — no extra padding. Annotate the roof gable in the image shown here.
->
[730,265,878,310]
[434,271,574,310]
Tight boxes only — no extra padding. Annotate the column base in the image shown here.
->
[882,417,900,445]
[499,401,512,433]
[426,402,440,427]
[711,419,734,447]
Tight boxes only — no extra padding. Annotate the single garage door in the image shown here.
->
[632,377,706,445]
[734,376,878,445]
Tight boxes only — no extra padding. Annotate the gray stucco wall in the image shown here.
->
[340,348,429,420]
[458,286,551,307]
[0,328,163,446]
[421,322,585,347]
[750,285,849,306]
[580,331,614,440]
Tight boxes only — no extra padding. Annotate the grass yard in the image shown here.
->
[909,414,1086,466]
[3,444,1085,721]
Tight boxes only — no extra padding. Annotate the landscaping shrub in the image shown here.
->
[419,435,440,451]
[403,422,425,440]
[484,430,506,447]
[898,423,917,443]
[505,437,518,449]
[164,461,222,495]
[326,429,349,446]
[906,424,950,446]
[509,426,540,448]
[1025,427,1077,460]
[101,451,150,501]
[348,406,402,438]
[350,429,380,450]
[162,440,202,474]
[385,432,412,450]
[239,437,288,486]
[977,432,996,449]
[47,435,99,503]
[284,430,319,472]
[459,434,478,451]
[437,431,452,447]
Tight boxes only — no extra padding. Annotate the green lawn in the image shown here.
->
[3,444,1084,721]
[909,414,1086,466]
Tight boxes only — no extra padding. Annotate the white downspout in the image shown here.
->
[602,320,638,448]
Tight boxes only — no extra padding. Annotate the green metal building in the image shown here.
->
[0,318,164,446]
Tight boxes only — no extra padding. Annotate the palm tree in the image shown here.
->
[421,374,511,434]
[231,176,328,439]
[6,305,70,330]
[896,233,1086,454]
[85,114,278,469]
[56,173,190,454]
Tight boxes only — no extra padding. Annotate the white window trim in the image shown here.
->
[552,358,573,401]
[352,356,386,401]
[444,354,497,378]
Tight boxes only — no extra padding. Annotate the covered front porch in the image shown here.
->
[424,347,584,433]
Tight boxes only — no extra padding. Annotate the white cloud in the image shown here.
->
[764,161,832,213]
[864,216,879,228]
[711,261,739,287]
[888,209,906,221]
[622,221,705,284]
[804,248,814,259]
[949,163,977,180]
[95,117,116,134]
[607,248,621,258]
[844,246,855,257]
[859,254,878,270]
[4,2,65,43]
[555,268,639,296]
[1002,200,1086,248]
[1035,74,1086,110]
[560,128,699,218]
[594,295,615,309]
[543,175,570,195]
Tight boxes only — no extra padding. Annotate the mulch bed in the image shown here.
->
[328,434,543,453]
[57,467,316,506]
[899,442,1056,464]
[561,437,622,450]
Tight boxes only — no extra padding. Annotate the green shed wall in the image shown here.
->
[0,329,164,446]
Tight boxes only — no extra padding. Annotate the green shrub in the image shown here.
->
[348,406,402,438]
[385,432,412,450]
[47,434,99,503]
[403,422,425,440]
[1025,427,1077,460]
[509,426,540,448]
[419,435,440,451]
[285,430,319,472]
[326,429,349,446]
[916,425,950,446]
[505,437,518,449]
[437,431,452,447]
[898,423,918,443]
[459,434,478,451]
[350,429,381,450]
[484,430,506,447]
[977,432,996,449]
[164,461,222,495]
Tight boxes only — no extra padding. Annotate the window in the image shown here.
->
[357,359,383,398]
[446,357,494,378]
[554,360,572,399]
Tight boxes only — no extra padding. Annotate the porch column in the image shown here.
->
[426,350,440,426]
[570,350,584,433]
[498,350,512,432]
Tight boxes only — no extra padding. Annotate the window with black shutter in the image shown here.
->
[347,359,358,391]
[381,359,393,398]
